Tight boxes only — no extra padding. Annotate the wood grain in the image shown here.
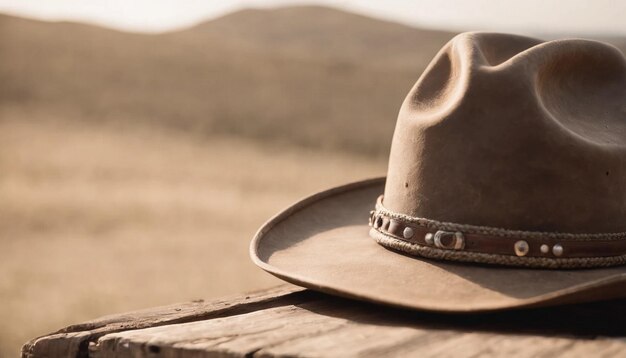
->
[23,285,626,357]
[91,298,626,358]
[21,285,306,358]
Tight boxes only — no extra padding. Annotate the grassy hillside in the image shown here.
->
[2,7,625,157]
[0,7,456,157]
[184,6,451,68]
[3,7,625,156]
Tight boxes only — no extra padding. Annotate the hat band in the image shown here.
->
[369,196,626,269]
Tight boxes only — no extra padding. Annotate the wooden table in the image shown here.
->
[22,285,626,357]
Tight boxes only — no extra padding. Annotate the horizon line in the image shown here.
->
[0,4,624,39]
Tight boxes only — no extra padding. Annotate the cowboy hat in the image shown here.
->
[250,32,626,312]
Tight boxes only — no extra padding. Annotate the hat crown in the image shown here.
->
[383,32,626,233]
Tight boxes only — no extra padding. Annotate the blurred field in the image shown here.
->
[0,7,455,157]
[0,7,422,355]
[1,5,625,357]
[0,116,385,355]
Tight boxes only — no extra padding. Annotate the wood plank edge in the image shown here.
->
[21,285,311,358]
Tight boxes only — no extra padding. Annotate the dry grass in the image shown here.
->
[0,9,456,157]
[0,116,385,356]
[0,8,413,354]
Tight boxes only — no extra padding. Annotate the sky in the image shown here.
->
[0,0,624,36]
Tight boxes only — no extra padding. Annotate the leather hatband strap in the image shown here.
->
[370,196,626,268]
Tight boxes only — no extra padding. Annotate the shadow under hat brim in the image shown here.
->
[250,177,626,312]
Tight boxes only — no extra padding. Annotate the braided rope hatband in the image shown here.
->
[369,196,626,269]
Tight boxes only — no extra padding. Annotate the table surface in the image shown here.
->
[22,284,626,357]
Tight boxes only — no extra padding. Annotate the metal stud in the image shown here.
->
[403,227,414,239]
[540,244,549,254]
[425,233,434,245]
[552,244,564,257]
[514,240,530,257]
[374,216,382,229]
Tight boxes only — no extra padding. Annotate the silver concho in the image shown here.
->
[433,230,465,250]
[514,240,530,257]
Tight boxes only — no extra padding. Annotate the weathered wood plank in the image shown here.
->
[90,296,626,358]
[21,285,306,358]
[23,285,626,358]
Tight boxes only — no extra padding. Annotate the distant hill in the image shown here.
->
[0,6,454,156]
[1,6,624,156]
[182,6,452,69]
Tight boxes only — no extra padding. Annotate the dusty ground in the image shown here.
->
[0,118,385,356]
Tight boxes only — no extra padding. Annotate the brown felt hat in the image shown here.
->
[250,32,626,312]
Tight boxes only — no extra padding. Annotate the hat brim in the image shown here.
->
[250,177,626,312]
